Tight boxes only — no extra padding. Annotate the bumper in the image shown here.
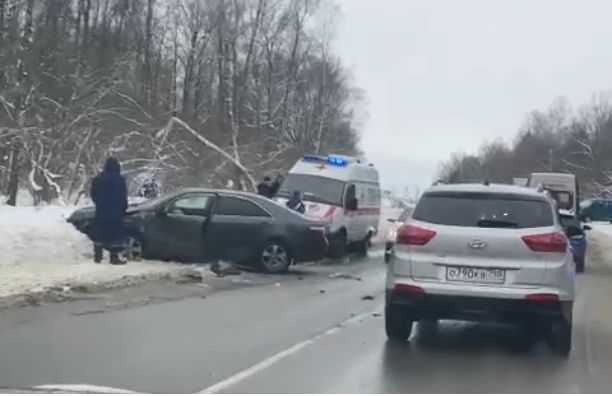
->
[386,289,572,323]
[293,234,329,263]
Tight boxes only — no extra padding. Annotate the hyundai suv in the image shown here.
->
[384,183,575,356]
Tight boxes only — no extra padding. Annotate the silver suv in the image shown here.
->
[384,183,575,356]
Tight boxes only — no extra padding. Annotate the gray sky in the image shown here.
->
[334,0,612,195]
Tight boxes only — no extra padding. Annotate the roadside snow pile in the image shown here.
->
[0,205,211,305]
[580,223,612,269]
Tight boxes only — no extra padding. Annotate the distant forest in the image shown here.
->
[438,94,612,198]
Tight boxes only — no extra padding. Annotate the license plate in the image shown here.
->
[446,266,505,284]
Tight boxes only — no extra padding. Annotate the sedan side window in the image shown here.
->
[215,196,271,217]
[168,195,210,217]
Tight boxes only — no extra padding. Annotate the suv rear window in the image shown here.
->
[412,192,554,228]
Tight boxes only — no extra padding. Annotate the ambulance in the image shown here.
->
[527,172,579,215]
[275,154,381,257]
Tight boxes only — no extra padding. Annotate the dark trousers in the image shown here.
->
[91,218,125,260]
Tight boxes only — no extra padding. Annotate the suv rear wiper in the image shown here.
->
[476,219,518,228]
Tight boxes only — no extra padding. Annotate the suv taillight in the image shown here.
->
[396,225,436,246]
[521,232,567,253]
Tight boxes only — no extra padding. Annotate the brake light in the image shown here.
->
[396,225,436,246]
[394,283,425,294]
[526,293,559,303]
[521,232,567,253]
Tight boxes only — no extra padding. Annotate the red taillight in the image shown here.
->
[526,293,559,303]
[521,232,567,253]
[394,283,425,294]
[396,225,437,246]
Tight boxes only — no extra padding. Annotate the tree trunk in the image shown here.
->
[0,0,5,43]
[143,0,154,104]
[6,0,35,205]
[6,142,19,205]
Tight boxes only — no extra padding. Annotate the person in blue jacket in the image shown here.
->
[90,157,128,264]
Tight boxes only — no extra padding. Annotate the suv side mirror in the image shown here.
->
[347,197,358,211]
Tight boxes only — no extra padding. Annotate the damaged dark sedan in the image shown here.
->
[67,188,330,273]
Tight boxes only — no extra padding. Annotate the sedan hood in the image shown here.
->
[66,205,95,223]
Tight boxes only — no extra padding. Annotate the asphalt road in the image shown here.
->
[2,245,612,393]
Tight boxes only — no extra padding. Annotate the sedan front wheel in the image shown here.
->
[124,235,144,260]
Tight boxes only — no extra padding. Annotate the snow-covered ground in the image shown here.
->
[0,204,209,306]
[0,194,406,305]
[586,223,612,266]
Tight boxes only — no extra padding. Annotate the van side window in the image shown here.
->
[358,184,367,202]
[344,184,356,207]
[366,186,380,206]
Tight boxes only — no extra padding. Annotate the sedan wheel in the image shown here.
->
[124,236,144,260]
[258,241,292,273]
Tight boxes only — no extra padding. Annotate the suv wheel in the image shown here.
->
[547,318,572,357]
[385,305,413,342]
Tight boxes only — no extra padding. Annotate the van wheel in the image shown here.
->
[329,230,347,258]
[355,233,371,257]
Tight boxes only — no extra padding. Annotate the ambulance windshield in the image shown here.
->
[277,174,345,206]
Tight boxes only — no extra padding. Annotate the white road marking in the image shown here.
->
[34,384,139,393]
[198,306,383,394]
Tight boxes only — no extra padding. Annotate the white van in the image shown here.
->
[527,173,579,215]
[275,154,381,257]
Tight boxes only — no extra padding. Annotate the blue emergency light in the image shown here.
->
[328,157,348,166]
[301,155,348,167]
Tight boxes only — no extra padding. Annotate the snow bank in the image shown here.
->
[582,223,612,269]
[0,205,210,305]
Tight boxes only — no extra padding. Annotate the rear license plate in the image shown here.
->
[446,266,505,284]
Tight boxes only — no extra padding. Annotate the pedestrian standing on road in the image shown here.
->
[257,176,274,198]
[271,174,284,197]
[287,190,306,214]
[91,156,128,265]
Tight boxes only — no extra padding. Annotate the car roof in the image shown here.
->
[173,187,261,199]
[424,183,548,198]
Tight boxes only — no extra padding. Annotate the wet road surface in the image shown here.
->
[2,245,612,393]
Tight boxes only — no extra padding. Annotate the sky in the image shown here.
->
[334,0,612,196]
